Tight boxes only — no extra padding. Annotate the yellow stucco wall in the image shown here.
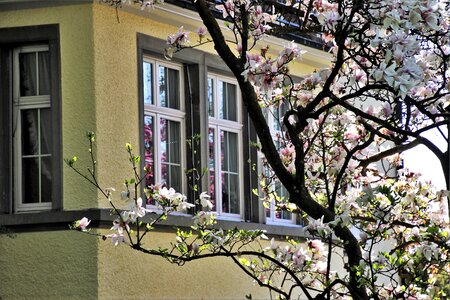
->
[0,4,98,210]
[97,229,272,300]
[0,230,98,300]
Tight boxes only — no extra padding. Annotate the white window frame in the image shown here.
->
[208,74,244,219]
[143,57,186,205]
[13,45,52,212]
[262,105,297,225]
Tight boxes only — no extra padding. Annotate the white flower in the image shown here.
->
[200,192,214,210]
[177,201,195,212]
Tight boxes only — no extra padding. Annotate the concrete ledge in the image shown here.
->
[0,209,310,238]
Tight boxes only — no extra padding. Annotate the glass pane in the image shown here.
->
[22,157,39,203]
[160,119,181,164]
[38,51,50,95]
[143,62,153,105]
[229,174,240,214]
[221,131,238,173]
[168,165,181,192]
[144,116,155,187]
[222,173,239,214]
[208,78,214,117]
[219,81,237,121]
[41,156,52,203]
[19,52,37,96]
[208,128,216,210]
[159,66,180,109]
[40,108,52,155]
[21,109,39,156]
[160,119,181,191]
[226,82,237,121]
[273,103,287,131]
[275,181,291,220]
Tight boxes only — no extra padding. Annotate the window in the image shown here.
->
[142,57,185,204]
[13,45,53,212]
[262,103,298,225]
[0,25,61,214]
[208,74,243,217]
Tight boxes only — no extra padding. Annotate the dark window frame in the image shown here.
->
[0,24,62,214]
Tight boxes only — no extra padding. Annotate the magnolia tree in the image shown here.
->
[69,0,450,299]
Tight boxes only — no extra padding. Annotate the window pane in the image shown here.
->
[167,165,181,192]
[143,62,153,105]
[221,131,238,173]
[159,66,180,109]
[144,116,155,187]
[222,173,240,214]
[40,108,52,155]
[160,119,181,191]
[273,103,287,131]
[21,109,39,156]
[275,181,291,220]
[208,128,216,209]
[219,81,237,121]
[41,156,52,203]
[208,78,214,117]
[22,157,39,203]
[160,119,181,164]
[19,52,37,96]
[38,51,50,95]
[221,130,239,214]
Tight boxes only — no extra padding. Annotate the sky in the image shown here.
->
[402,127,447,190]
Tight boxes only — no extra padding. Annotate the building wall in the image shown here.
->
[0,230,98,300]
[0,4,98,300]
[0,3,98,210]
[0,3,330,300]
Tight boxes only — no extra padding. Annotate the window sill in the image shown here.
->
[0,208,311,238]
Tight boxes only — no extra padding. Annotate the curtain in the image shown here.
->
[168,68,179,109]
[38,51,50,95]
[226,82,237,121]
[19,52,37,96]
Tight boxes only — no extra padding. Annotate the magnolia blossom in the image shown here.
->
[77,217,91,230]
[200,192,213,210]
[196,26,207,40]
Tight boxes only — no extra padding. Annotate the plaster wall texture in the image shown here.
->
[97,229,272,300]
[0,230,98,300]
[0,4,98,210]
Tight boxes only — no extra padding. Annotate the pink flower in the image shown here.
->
[196,26,207,39]
[77,217,91,230]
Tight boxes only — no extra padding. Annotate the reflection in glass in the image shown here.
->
[219,81,237,121]
[144,115,155,186]
[221,130,239,214]
[159,66,180,109]
[274,181,291,220]
[208,128,216,210]
[160,118,181,192]
[208,78,214,117]
[143,62,153,105]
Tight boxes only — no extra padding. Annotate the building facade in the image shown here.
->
[0,1,331,299]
